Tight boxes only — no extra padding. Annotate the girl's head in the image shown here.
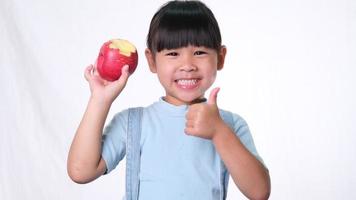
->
[145,0,227,105]
[146,0,222,54]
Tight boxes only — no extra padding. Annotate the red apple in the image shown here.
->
[96,39,138,81]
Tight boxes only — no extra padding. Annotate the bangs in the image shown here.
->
[147,1,221,53]
[153,22,220,52]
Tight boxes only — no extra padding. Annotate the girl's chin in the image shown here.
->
[165,94,205,105]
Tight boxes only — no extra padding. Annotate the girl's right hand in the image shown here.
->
[84,63,130,104]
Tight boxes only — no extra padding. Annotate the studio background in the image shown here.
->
[1,0,355,199]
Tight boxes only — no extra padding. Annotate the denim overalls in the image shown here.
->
[125,107,234,200]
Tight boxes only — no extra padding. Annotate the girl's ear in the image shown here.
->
[217,45,227,70]
[145,48,157,73]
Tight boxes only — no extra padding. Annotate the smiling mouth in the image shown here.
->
[175,78,200,89]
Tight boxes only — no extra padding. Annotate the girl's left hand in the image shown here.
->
[185,87,227,140]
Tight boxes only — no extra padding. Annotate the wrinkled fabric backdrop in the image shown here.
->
[1,0,355,199]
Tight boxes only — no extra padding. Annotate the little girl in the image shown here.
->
[67,1,270,199]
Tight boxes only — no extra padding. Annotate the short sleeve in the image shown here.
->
[101,109,129,174]
[224,111,266,167]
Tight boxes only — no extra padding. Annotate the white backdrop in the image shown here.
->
[1,0,355,199]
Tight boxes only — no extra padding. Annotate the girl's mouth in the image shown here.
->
[175,78,200,89]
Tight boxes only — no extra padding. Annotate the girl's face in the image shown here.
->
[145,45,226,105]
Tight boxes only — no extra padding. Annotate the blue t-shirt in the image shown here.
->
[102,98,264,200]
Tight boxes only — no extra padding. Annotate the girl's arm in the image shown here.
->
[67,65,129,184]
[212,125,271,200]
[67,97,111,184]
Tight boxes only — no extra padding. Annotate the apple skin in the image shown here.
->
[96,40,138,81]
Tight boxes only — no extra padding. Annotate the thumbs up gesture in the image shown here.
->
[185,87,226,140]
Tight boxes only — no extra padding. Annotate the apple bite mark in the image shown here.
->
[109,39,136,57]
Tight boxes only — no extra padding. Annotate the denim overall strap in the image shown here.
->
[126,107,143,200]
[219,111,234,200]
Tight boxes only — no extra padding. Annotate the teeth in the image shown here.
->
[177,79,198,85]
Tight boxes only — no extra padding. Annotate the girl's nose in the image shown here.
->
[180,56,197,72]
[180,64,197,72]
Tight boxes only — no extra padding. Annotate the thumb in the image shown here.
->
[208,87,220,105]
[115,65,130,83]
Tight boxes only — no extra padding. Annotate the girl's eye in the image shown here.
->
[194,51,207,55]
[166,52,178,56]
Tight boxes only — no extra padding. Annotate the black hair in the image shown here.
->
[146,0,222,53]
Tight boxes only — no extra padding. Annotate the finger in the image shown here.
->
[185,120,195,128]
[208,87,220,105]
[187,103,200,113]
[92,59,101,77]
[184,127,196,136]
[84,65,93,81]
[185,109,196,120]
[185,113,194,120]
[114,65,130,86]
[94,59,98,69]
[93,66,99,76]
